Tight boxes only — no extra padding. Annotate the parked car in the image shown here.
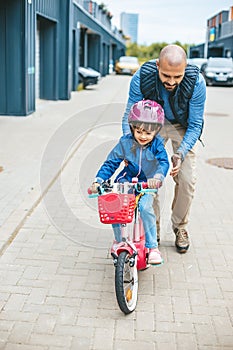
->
[187,58,208,74]
[203,57,233,86]
[87,67,101,79]
[78,67,100,88]
[115,56,140,75]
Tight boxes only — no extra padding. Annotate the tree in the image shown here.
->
[126,41,193,64]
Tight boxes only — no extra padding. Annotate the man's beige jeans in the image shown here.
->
[154,123,197,234]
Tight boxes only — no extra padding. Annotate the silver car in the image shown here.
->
[204,57,233,86]
[187,58,208,73]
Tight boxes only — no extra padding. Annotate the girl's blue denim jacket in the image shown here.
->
[95,134,169,184]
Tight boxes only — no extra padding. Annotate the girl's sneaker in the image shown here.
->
[148,248,163,265]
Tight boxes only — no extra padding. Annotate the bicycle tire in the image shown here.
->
[115,251,138,314]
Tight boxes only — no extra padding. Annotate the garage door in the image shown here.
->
[35,20,40,99]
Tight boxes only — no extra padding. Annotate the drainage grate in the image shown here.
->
[206,158,233,170]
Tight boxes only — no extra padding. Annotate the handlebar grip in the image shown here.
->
[141,182,148,189]
[88,193,99,198]
[136,182,157,193]
[140,188,157,193]
[87,188,92,195]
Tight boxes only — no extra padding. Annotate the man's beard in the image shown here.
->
[163,82,178,90]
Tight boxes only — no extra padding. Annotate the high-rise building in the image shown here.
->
[120,12,138,43]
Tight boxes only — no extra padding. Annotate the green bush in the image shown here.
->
[126,41,192,64]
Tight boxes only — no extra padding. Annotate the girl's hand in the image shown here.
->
[89,182,100,194]
[147,178,162,189]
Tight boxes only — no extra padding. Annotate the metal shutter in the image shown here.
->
[35,20,40,99]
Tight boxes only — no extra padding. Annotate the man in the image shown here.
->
[122,44,206,253]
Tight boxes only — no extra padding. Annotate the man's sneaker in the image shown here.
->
[148,248,163,265]
[174,228,189,253]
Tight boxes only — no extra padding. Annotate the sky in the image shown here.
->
[97,0,233,45]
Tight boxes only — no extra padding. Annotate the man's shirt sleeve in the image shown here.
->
[177,73,206,158]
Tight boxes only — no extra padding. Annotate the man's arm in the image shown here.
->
[122,70,144,135]
[176,73,206,159]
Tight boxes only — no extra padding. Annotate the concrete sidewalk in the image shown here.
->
[0,76,233,350]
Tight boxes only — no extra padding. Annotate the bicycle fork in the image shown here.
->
[111,212,142,268]
[111,222,138,267]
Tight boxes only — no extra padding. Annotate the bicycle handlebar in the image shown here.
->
[88,182,157,198]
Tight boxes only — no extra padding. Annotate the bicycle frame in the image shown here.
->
[112,207,148,271]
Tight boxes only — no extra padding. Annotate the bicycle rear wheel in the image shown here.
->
[115,251,138,314]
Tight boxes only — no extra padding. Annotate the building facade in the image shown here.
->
[190,6,233,58]
[120,12,138,44]
[0,0,126,116]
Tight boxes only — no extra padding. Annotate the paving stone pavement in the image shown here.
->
[0,76,233,349]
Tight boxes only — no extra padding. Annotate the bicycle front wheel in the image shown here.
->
[115,251,138,314]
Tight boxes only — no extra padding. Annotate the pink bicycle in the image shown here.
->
[88,180,158,314]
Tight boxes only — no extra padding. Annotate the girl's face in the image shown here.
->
[133,126,157,146]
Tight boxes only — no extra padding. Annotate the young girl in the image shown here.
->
[90,100,169,264]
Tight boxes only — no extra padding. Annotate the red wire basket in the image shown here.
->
[98,193,135,224]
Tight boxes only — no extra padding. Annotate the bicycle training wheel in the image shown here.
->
[115,251,138,314]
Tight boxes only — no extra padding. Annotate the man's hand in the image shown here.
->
[170,153,182,177]
[147,178,163,189]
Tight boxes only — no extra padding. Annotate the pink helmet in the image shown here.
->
[128,100,165,126]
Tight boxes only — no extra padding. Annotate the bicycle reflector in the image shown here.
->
[98,193,135,224]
